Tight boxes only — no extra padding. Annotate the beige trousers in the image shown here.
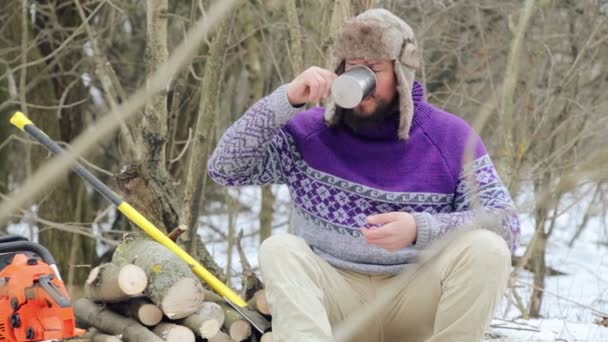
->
[258,230,511,342]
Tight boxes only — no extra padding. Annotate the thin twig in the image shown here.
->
[170,128,192,164]
[515,280,608,318]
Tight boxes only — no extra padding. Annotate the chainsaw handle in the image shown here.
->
[0,235,29,244]
[0,241,57,266]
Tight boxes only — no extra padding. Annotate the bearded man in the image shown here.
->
[208,8,519,342]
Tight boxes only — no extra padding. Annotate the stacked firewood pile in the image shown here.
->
[73,235,272,342]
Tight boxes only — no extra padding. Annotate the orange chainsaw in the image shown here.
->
[0,235,84,341]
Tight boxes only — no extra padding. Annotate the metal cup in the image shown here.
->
[331,65,377,108]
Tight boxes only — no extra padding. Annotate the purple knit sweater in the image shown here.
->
[208,81,520,274]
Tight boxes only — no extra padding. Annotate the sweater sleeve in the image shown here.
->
[208,85,302,186]
[411,152,521,252]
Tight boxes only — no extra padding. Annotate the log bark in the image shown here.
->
[83,328,123,342]
[247,289,270,316]
[85,263,148,302]
[115,164,181,233]
[152,323,195,342]
[112,237,205,319]
[201,290,252,341]
[93,334,123,342]
[74,298,163,342]
[110,298,163,327]
[224,310,252,341]
[177,302,225,339]
[209,331,232,342]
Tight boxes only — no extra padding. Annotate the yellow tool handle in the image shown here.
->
[118,203,247,307]
[9,111,247,308]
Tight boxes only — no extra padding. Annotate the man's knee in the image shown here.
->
[259,234,309,267]
[462,229,511,268]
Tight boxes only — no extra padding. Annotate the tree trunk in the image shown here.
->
[285,0,303,74]
[259,186,275,243]
[528,172,551,318]
[179,16,231,283]
[225,189,237,282]
[144,0,169,170]
[115,163,181,233]
[529,230,547,317]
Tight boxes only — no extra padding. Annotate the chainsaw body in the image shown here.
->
[0,236,83,341]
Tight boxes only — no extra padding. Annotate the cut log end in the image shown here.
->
[152,323,195,342]
[200,319,221,339]
[261,331,273,342]
[135,302,163,326]
[161,278,205,319]
[209,331,232,342]
[249,289,270,315]
[118,264,148,295]
[229,320,252,342]
[84,263,148,302]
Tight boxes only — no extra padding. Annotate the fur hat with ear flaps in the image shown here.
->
[325,8,420,140]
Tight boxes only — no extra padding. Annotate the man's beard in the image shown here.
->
[342,96,398,133]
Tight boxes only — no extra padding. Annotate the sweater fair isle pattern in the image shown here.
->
[208,82,520,275]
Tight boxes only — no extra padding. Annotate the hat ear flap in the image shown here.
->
[395,64,415,140]
[400,39,420,69]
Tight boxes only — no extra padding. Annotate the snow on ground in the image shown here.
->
[485,188,608,342]
[199,184,608,341]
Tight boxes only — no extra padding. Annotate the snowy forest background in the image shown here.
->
[1,0,608,340]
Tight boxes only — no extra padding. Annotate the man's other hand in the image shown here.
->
[361,212,418,252]
[287,67,337,106]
